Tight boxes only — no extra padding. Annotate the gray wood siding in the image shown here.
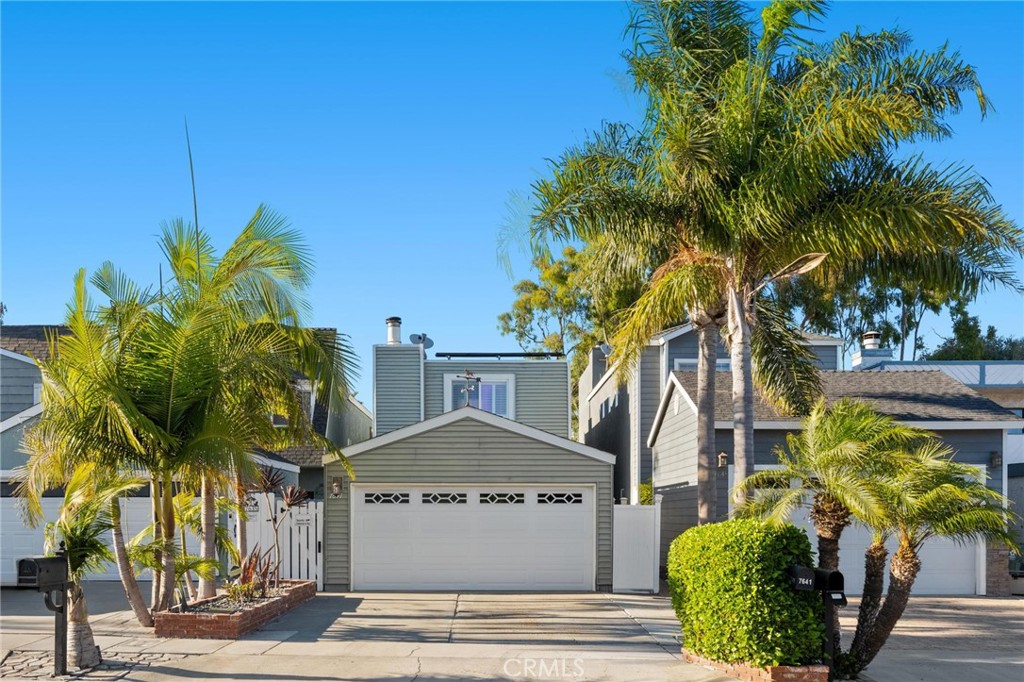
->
[666,328,839,371]
[638,347,661,484]
[373,345,422,435]
[810,345,840,371]
[582,370,631,500]
[1,355,41,420]
[651,398,698,488]
[324,419,614,590]
[0,416,35,471]
[423,360,569,438]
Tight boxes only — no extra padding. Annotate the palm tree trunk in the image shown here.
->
[848,543,921,674]
[198,475,217,599]
[727,288,754,507]
[67,582,101,669]
[850,540,888,657]
[235,474,248,559]
[159,472,177,611]
[695,318,720,524]
[180,524,198,601]
[109,498,154,628]
[150,480,163,612]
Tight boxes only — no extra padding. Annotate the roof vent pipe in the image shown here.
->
[862,330,881,351]
[385,317,402,345]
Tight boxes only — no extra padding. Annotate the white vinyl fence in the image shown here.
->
[612,496,662,593]
[227,494,324,590]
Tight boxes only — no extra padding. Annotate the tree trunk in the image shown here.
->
[850,540,888,657]
[198,475,217,599]
[159,472,177,611]
[811,493,852,655]
[727,288,754,507]
[67,583,101,669]
[109,498,154,628]
[695,319,720,525]
[150,480,163,612]
[235,475,248,559]
[848,543,922,674]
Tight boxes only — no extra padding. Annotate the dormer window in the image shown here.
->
[443,373,515,419]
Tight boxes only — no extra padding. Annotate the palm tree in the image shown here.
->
[841,441,1019,677]
[36,463,145,669]
[524,0,1024,509]
[18,207,357,618]
[735,399,922,571]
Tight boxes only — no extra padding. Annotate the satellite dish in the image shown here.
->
[599,343,612,357]
[410,333,434,349]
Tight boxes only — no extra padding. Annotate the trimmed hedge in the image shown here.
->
[667,519,823,668]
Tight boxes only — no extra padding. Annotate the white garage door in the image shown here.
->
[351,485,595,591]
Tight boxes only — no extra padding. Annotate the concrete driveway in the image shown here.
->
[1,583,725,682]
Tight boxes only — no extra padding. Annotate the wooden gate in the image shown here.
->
[229,495,324,590]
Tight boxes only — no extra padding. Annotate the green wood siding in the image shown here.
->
[373,345,422,435]
[324,418,613,590]
[423,360,569,438]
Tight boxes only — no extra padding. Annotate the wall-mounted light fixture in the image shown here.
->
[717,451,729,468]
[990,451,1003,469]
[330,477,343,497]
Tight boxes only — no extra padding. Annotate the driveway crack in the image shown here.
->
[447,593,462,643]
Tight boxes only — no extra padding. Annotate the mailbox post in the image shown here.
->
[788,565,847,682]
[17,544,71,676]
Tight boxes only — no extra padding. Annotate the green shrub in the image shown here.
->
[667,519,823,668]
[639,481,654,505]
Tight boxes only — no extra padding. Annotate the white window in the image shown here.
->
[443,373,515,419]
[674,358,731,371]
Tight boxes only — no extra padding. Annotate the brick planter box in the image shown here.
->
[154,580,316,639]
[684,650,829,682]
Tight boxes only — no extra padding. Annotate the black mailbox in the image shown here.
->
[788,565,816,591]
[814,568,847,607]
[17,556,69,591]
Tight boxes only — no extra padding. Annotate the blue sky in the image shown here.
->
[2,1,1022,401]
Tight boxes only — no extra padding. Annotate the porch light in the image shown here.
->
[717,451,729,468]
[990,451,1002,469]
[331,477,343,497]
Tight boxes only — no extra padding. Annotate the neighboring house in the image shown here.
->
[648,368,1021,596]
[578,324,843,504]
[322,316,615,591]
[851,333,1024,556]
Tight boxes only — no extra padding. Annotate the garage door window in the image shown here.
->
[538,492,583,504]
[423,492,468,504]
[480,492,525,504]
[364,492,410,504]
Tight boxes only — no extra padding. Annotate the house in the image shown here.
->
[850,332,1024,563]
[578,324,843,504]
[647,367,1021,596]
[321,316,615,591]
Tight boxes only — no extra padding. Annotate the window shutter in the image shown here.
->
[493,382,508,417]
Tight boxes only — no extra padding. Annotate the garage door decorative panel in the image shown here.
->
[352,485,595,591]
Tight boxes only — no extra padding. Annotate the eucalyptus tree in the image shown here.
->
[18,206,357,618]
[525,0,1023,505]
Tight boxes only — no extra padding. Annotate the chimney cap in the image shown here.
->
[385,316,402,325]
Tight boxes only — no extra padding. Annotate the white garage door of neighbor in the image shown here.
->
[351,485,596,591]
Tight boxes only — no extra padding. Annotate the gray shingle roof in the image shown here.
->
[672,370,1018,422]
[0,325,69,361]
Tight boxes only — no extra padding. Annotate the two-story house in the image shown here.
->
[322,317,616,592]
[578,323,842,504]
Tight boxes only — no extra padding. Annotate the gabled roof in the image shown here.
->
[330,406,616,465]
[0,403,43,433]
[0,325,69,362]
[649,370,1021,445]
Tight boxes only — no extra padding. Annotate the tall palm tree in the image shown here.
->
[524,0,1024,509]
[34,463,145,669]
[841,442,1019,677]
[18,207,357,618]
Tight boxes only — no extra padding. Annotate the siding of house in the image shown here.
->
[373,345,422,435]
[323,418,614,591]
[651,397,698,565]
[638,347,661,485]
[582,370,631,500]
[0,416,35,474]
[423,360,569,438]
[809,344,841,371]
[1,355,41,420]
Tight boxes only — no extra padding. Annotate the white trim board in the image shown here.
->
[0,403,43,433]
[0,348,39,365]
[647,374,698,447]
[712,419,1021,431]
[327,407,616,465]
